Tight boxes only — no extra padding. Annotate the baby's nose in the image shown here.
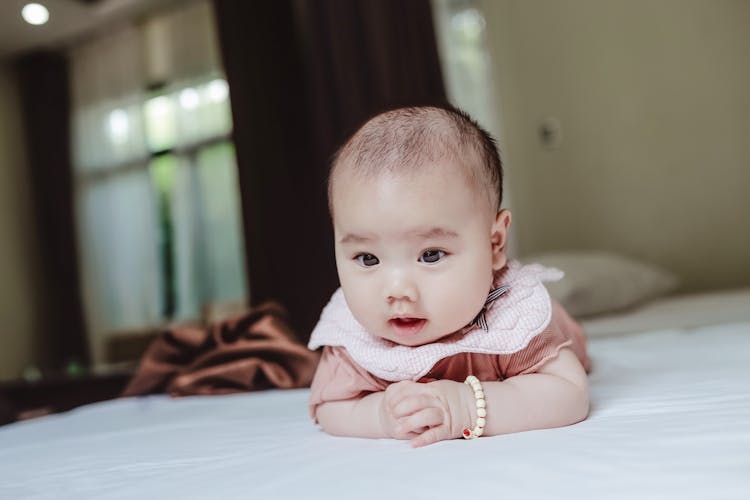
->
[385,272,418,303]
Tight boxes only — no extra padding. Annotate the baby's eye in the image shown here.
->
[355,253,380,267]
[419,249,446,264]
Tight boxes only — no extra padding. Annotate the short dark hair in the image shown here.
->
[328,105,503,216]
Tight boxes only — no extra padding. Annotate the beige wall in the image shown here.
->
[482,0,750,291]
[0,63,42,381]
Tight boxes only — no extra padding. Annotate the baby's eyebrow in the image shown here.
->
[414,227,459,240]
[339,227,457,244]
[339,233,373,244]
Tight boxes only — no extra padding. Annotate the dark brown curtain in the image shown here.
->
[15,51,89,369]
[213,0,447,341]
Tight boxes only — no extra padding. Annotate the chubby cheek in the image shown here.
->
[339,276,380,330]
[427,268,492,332]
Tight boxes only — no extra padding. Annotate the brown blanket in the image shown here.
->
[122,302,319,397]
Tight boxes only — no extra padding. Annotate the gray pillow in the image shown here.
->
[524,251,679,318]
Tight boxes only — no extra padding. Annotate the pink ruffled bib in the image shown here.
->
[307,261,563,381]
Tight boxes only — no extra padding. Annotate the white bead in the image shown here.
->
[474,390,484,399]
[474,427,484,436]
[477,408,487,418]
[476,417,486,427]
[476,399,486,408]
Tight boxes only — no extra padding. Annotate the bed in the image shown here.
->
[1,288,749,499]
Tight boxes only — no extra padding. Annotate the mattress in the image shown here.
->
[1,293,749,500]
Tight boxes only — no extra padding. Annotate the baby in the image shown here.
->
[308,105,590,447]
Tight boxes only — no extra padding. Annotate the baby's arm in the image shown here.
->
[316,392,388,438]
[475,347,589,438]
[317,390,429,440]
[316,381,473,441]
[389,348,589,447]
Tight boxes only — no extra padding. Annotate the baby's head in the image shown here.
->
[328,105,511,346]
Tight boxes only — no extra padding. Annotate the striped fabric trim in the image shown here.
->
[471,284,510,331]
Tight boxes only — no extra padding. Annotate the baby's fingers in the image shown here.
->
[410,425,451,448]
[392,394,438,418]
[396,408,443,435]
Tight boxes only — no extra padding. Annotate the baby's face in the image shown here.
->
[331,161,509,346]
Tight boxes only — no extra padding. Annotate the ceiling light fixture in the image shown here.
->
[22,3,50,26]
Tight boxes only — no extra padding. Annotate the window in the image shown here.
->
[71,1,247,364]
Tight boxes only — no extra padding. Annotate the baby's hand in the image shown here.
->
[380,379,474,447]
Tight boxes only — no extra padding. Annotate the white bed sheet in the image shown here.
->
[1,316,749,499]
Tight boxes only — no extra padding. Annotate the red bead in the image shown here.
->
[463,429,471,437]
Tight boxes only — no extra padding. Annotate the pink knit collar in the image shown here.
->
[308,261,563,381]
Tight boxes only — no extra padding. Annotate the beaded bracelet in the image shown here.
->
[462,375,487,439]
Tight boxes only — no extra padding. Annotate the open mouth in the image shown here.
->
[388,317,427,336]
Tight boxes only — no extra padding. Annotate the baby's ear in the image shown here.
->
[491,209,512,270]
